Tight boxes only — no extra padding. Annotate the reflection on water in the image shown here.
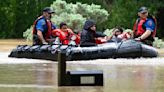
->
[0,63,164,92]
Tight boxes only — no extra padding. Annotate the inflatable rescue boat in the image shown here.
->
[8,39,158,61]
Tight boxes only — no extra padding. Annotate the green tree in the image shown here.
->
[1,0,164,39]
[107,0,164,37]
[23,0,109,40]
[0,0,17,38]
[0,0,53,38]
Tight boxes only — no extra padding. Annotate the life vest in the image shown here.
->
[133,16,157,38]
[32,16,52,41]
[52,28,80,45]
[75,33,80,45]
[95,38,106,44]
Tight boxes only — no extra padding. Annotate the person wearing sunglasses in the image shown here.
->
[133,6,157,46]
[32,7,57,45]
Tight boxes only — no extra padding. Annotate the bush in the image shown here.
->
[153,37,164,48]
[23,0,109,40]
[103,28,133,37]
[23,26,33,41]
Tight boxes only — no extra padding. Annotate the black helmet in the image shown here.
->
[43,7,55,14]
[138,6,148,13]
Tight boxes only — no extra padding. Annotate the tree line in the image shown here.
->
[0,0,54,38]
[0,0,164,38]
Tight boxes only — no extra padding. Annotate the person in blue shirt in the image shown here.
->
[133,6,157,46]
[32,7,57,45]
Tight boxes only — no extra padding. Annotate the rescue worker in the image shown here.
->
[80,20,107,47]
[133,6,157,46]
[52,22,80,45]
[32,7,57,45]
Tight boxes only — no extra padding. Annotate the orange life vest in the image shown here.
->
[52,29,80,45]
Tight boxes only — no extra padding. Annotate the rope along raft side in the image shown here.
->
[8,40,158,61]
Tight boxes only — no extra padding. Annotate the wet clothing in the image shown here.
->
[32,16,56,45]
[133,16,157,45]
[80,20,106,47]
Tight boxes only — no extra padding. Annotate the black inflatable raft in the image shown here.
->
[8,40,158,61]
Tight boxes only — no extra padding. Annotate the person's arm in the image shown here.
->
[95,32,106,37]
[67,28,74,35]
[136,19,155,40]
[140,30,151,40]
[37,30,47,44]
[36,19,48,44]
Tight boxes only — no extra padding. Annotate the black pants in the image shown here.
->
[33,35,42,45]
[142,40,153,46]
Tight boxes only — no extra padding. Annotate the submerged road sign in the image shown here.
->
[57,51,103,86]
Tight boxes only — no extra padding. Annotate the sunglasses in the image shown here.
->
[141,12,147,15]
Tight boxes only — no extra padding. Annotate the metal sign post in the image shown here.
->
[57,51,103,86]
[58,51,67,86]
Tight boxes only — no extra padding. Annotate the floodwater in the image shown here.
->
[0,39,164,92]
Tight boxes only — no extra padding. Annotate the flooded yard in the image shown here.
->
[0,39,164,92]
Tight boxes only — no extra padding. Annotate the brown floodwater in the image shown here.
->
[0,39,164,92]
